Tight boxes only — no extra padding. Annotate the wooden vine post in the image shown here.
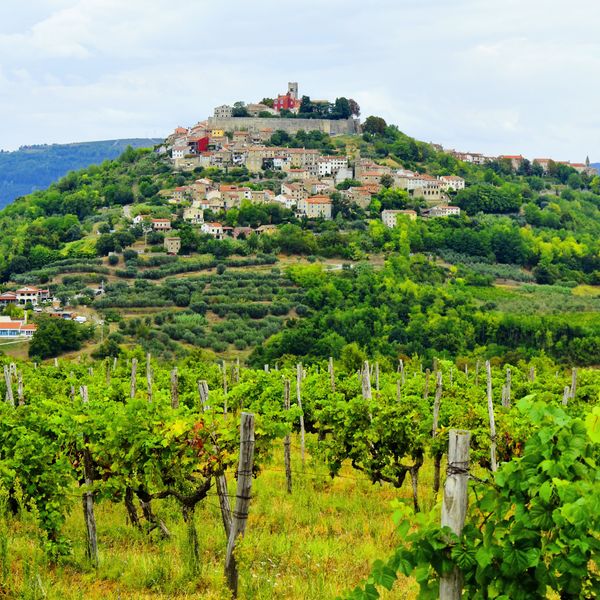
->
[423,368,431,400]
[170,368,179,409]
[503,367,511,407]
[283,379,292,494]
[439,429,471,599]
[197,380,232,537]
[146,353,153,403]
[222,360,228,415]
[130,358,137,399]
[485,361,497,472]
[570,368,577,400]
[17,371,24,406]
[562,385,570,406]
[80,385,99,568]
[4,365,14,407]
[296,363,306,464]
[432,370,443,494]
[198,380,210,412]
[398,358,405,385]
[361,360,372,400]
[225,412,256,598]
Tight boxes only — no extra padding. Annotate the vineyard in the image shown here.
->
[0,352,598,599]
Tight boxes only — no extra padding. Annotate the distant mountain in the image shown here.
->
[0,138,162,208]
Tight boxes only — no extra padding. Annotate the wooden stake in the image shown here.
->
[54,357,58,368]
[4,365,14,407]
[504,367,511,407]
[105,359,111,387]
[81,385,98,568]
[475,359,480,387]
[570,368,577,400]
[170,368,179,409]
[432,371,443,494]
[375,361,380,392]
[562,385,570,406]
[439,430,471,600]
[361,360,372,400]
[17,371,24,406]
[146,353,153,403]
[130,358,137,399]
[198,380,210,412]
[197,378,231,537]
[235,357,240,383]
[398,358,405,385]
[112,356,118,372]
[485,361,497,472]
[283,379,292,494]
[423,368,431,400]
[222,360,228,415]
[529,366,535,382]
[264,364,269,373]
[396,379,402,403]
[296,363,305,464]
[225,412,256,598]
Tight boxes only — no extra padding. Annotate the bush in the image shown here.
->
[108,254,119,266]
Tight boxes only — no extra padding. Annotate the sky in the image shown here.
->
[0,0,599,160]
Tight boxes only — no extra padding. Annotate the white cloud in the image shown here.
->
[0,0,599,161]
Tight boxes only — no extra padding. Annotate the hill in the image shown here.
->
[0,123,598,365]
[0,138,162,208]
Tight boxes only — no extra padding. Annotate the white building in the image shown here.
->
[438,176,466,191]
[274,194,296,210]
[427,205,461,218]
[317,156,349,177]
[172,145,188,159]
[201,222,224,239]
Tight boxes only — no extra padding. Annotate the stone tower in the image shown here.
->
[586,155,590,167]
[288,82,298,99]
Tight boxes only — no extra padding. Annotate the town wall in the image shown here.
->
[206,116,360,136]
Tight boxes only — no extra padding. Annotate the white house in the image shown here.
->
[438,175,466,191]
[317,156,349,177]
[201,222,224,239]
[0,316,36,338]
[426,205,461,218]
[172,145,188,159]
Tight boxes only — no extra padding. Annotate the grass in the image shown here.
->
[1,437,427,599]
[468,282,600,316]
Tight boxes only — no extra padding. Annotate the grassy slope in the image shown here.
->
[3,436,426,599]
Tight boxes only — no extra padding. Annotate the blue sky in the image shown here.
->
[1,0,599,161]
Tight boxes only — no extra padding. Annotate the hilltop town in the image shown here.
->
[145,82,596,254]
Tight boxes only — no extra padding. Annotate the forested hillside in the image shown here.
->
[0,138,161,208]
[0,123,598,366]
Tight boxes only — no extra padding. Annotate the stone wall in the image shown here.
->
[206,116,360,136]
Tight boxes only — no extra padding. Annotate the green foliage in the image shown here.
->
[29,316,94,360]
[343,400,600,599]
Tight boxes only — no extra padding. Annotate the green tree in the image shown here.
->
[363,116,387,135]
